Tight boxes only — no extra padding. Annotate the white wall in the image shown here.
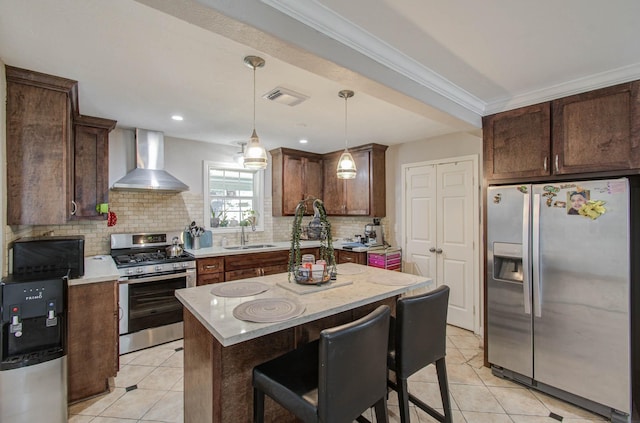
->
[386,131,483,248]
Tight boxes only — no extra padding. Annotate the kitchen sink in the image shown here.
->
[223,244,277,250]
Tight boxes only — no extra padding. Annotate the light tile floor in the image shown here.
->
[68,326,610,423]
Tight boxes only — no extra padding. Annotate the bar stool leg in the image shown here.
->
[435,358,452,423]
[373,398,389,423]
[397,378,411,423]
[253,387,265,423]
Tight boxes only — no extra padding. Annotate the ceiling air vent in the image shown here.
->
[262,86,309,106]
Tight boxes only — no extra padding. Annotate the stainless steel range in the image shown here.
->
[111,232,196,355]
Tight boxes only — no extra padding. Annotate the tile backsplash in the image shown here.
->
[3,191,387,273]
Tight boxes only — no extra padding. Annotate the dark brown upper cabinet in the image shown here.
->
[6,66,116,225]
[484,80,640,182]
[322,143,387,217]
[6,66,78,225]
[483,102,551,181]
[72,115,116,220]
[271,148,323,216]
[552,81,640,175]
[271,143,387,217]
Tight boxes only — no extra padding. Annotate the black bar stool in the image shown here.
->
[252,305,391,423]
[387,285,452,423]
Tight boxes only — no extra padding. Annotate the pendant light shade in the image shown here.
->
[243,56,268,170]
[336,90,357,179]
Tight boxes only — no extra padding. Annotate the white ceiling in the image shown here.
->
[1,0,639,154]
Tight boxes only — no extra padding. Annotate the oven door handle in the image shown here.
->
[121,270,193,285]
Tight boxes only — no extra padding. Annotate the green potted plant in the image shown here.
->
[218,212,229,227]
[288,199,336,283]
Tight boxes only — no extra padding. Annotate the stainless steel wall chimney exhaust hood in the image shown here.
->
[112,129,189,192]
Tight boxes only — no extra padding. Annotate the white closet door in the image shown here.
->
[404,159,476,330]
[436,161,475,329]
[405,164,437,280]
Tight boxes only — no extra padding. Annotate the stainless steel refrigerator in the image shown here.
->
[487,178,633,422]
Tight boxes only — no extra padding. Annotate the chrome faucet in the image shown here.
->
[240,224,248,246]
[240,217,256,246]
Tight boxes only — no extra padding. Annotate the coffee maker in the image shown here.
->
[364,218,384,247]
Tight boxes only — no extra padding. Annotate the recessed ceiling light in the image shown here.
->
[299,139,308,144]
[171,115,184,121]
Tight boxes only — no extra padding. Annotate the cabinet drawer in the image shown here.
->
[225,268,263,281]
[225,251,289,271]
[338,250,366,265]
[262,264,289,277]
[197,273,224,286]
[197,257,224,274]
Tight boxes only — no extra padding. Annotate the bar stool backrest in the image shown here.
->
[318,305,391,422]
[396,285,450,378]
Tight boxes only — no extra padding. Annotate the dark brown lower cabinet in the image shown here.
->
[336,249,367,265]
[196,257,225,285]
[222,248,320,282]
[67,280,119,403]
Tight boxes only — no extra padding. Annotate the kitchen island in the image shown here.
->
[175,264,432,423]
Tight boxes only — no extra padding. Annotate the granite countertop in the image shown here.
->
[68,255,120,286]
[185,240,385,258]
[175,264,432,347]
[184,240,318,258]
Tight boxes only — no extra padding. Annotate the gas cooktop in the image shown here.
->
[113,251,193,268]
[110,231,195,271]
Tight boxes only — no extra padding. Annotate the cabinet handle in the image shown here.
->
[71,201,77,215]
[555,155,559,172]
[429,247,436,253]
[543,157,547,171]
[204,265,218,270]
[345,257,353,262]
[436,248,443,254]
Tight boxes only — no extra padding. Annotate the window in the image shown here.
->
[203,161,264,233]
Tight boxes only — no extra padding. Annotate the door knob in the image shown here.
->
[429,247,436,253]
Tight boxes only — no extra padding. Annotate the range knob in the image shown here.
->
[136,267,144,274]
[173,263,180,269]
[126,269,134,275]
[155,265,163,272]
[182,262,190,268]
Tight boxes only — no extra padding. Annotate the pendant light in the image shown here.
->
[243,55,268,170]
[336,89,357,179]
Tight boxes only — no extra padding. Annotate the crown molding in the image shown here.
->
[262,0,640,119]
[262,0,486,116]
[484,62,640,114]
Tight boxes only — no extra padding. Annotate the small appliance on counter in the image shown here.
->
[364,218,385,247]
[342,219,386,251]
[0,236,81,423]
[10,235,85,278]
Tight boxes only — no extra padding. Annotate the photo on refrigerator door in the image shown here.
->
[567,190,589,215]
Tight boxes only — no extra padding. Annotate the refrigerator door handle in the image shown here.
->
[522,192,531,315]
[532,193,542,317]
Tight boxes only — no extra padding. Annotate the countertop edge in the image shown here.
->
[185,241,394,258]
[68,255,120,286]
[176,269,432,347]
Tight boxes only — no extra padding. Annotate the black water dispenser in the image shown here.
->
[0,272,68,422]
